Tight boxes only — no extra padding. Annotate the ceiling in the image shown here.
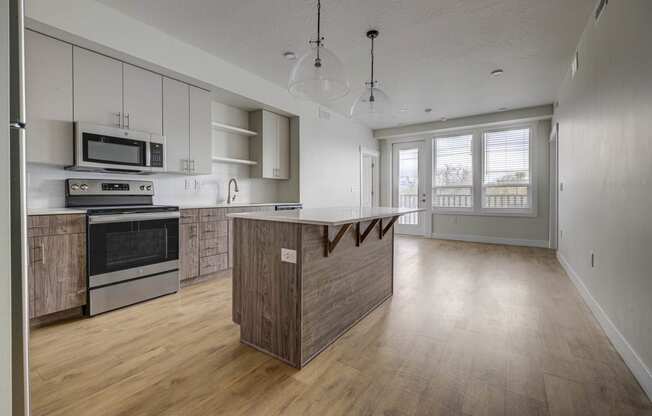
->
[98,0,595,129]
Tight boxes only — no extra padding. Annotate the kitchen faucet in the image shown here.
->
[227,178,239,204]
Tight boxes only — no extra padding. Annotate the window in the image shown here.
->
[482,127,531,211]
[433,134,473,209]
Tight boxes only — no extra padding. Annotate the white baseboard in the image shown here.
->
[557,252,652,400]
[431,233,550,248]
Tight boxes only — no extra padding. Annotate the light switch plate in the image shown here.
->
[281,248,297,264]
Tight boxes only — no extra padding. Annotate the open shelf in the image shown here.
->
[211,122,257,136]
[212,156,258,166]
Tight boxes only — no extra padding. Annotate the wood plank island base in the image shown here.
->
[229,207,423,368]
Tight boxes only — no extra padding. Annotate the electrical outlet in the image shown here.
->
[560,182,564,192]
[281,248,297,264]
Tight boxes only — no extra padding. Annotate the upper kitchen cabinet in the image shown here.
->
[250,110,290,180]
[163,79,212,175]
[189,86,212,175]
[123,64,163,135]
[73,47,123,127]
[25,30,74,166]
[163,77,190,173]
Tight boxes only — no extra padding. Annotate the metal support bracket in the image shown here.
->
[379,216,399,239]
[324,223,353,257]
[356,219,380,247]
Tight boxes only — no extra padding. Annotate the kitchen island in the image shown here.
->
[229,207,423,368]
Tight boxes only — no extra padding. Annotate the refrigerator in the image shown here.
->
[7,0,30,414]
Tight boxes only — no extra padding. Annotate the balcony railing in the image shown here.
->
[434,195,473,208]
[398,194,418,224]
[484,194,529,209]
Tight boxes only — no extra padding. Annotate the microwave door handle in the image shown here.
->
[146,142,151,167]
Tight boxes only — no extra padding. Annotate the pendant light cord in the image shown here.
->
[369,34,376,102]
[311,0,323,68]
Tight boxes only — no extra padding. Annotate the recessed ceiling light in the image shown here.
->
[498,107,508,111]
[424,108,432,113]
[399,106,408,113]
[283,51,297,61]
[490,69,504,77]
[440,117,448,122]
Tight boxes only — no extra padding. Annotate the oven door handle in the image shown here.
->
[88,211,180,224]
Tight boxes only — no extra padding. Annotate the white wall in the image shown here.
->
[0,0,13,412]
[25,0,376,208]
[379,110,552,247]
[554,0,652,397]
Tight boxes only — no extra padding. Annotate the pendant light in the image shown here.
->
[289,0,349,103]
[350,29,391,120]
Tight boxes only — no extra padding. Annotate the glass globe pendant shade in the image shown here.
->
[289,45,350,103]
[350,85,391,121]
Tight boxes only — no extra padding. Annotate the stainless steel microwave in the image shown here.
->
[69,122,165,174]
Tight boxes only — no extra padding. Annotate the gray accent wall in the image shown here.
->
[554,0,652,397]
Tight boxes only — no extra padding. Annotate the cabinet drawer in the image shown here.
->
[199,220,227,240]
[199,208,226,222]
[180,209,198,224]
[199,253,228,276]
[199,235,227,257]
[28,214,85,237]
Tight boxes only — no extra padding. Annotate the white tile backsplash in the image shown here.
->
[27,162,282,209]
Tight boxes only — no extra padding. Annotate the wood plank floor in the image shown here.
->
[29,237,652,416]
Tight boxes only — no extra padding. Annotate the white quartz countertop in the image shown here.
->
[27,208,88,215]
[28,202,300,216]
[178,202,300,209]
[227,207,425,226]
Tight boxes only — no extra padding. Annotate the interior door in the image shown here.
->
[393,141,426,235]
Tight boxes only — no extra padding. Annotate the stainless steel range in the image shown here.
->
[66,179,179,316]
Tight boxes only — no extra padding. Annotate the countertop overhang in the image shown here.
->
[227,206,425,226]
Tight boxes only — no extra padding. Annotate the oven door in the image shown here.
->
[87,212,179,288]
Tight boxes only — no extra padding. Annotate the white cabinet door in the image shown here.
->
[261,110,278,179]
[276,114,290,180]
[189,86,212,175]
[162,77,190,173]
[25,31,73,166]
[73,47,123,127]
[123,63,162,134]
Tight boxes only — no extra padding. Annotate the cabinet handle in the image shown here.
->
[124,113,130,129]
[40,244,46,265]
[114,112,122,127]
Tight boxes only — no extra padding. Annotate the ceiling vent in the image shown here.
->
[595,0,608,22]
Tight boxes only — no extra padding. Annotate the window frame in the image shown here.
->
[432,130,476,214]
[480,123,537,217]
[431,122,538,217]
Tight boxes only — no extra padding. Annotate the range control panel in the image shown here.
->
[67,179,154,196]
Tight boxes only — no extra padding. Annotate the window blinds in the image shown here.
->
[433,135,473,208]
[483,128,530,209]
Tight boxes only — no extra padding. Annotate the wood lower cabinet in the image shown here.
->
[27,215,86,319]
[180,208,229,283]
[180,206,276,284]
[179,222,200,281]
